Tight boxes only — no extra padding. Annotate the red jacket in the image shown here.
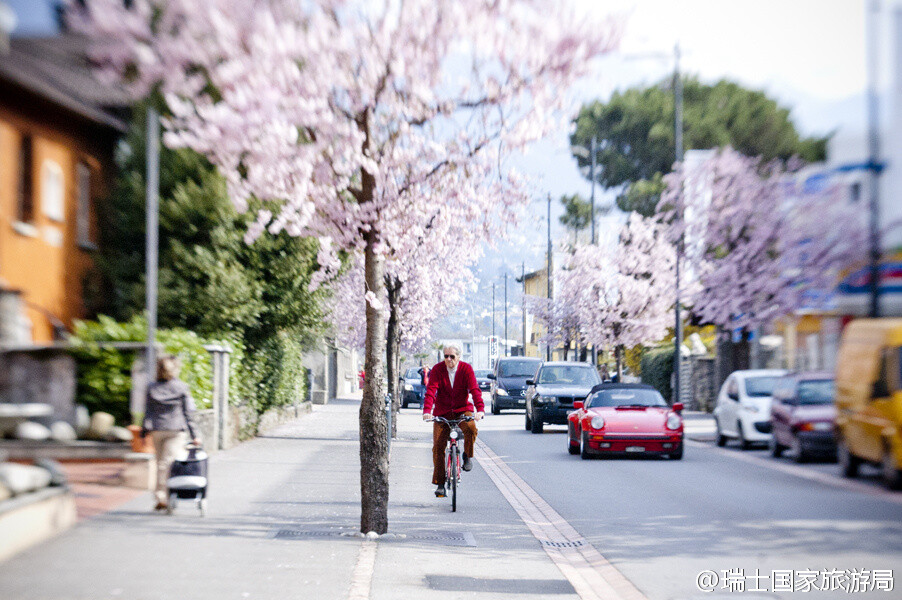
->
[423,361,484,417]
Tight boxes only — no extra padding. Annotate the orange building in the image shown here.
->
[0,33,127,343]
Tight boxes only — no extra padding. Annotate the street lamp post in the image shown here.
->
[504,271,508,357]
[146,108,160,385]
[546,194,552,361]
[866,0,883,317]
[521,262,527,357]
[673,43,684,404]
[615,46,685,400]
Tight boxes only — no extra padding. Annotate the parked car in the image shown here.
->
[770,372,837,463]
[567,383,684,459]
[834,318,902,489]
[487,357,542,414]
[474,369,493,396]
[713,369,788,449]
[524,361,601,433]
[399,368,426,408]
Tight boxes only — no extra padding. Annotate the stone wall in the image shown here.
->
[0,347,76,425]
[689,356,716,412]
[193,402,312,452]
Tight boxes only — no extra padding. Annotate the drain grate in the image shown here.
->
[405,531,476,547]
[273,529,348,539]
[541,539,586,548]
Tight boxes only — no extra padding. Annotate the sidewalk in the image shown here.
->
[681,411,717,443]
[0,398,589,600]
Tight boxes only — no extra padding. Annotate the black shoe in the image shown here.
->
[435,484,446,498]
[462,453,472,472]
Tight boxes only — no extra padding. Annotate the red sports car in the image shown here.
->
[567,383,684,459]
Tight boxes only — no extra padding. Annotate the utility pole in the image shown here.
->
[590,136,597,245]
[866,0,883,317]
[492,282,496,342]
[546,194,552,361]
[589,136,598,367]
[521,262,527,358]
[146,108,160,385]
[504,272,508,357]
[673,43,684,404]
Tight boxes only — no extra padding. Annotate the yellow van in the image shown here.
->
[834,318,902,489]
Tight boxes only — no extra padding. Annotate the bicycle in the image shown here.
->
[429,415,475,512]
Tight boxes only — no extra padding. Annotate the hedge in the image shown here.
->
[640,346,675,402]
[70,314,306,427]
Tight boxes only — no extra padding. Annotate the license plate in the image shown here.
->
[625,446,645,453]
[518,400,525,404]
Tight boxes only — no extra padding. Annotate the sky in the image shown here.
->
[5,0,897,342]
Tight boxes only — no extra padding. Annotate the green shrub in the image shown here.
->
[70,314,226,425]
[70,314,305,427]
[240,330,307,415]
[641,346,675,402]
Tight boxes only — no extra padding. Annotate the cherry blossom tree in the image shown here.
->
[659,147,865,332]
[558,214,675,376]
[72,0,620,532]
[525,293,582,359]
[658,147,867,371]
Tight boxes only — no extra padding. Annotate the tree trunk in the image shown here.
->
[385,280,401,439]
[360,229,389,534]
[615,345,624,380]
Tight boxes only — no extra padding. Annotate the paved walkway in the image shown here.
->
[0,399,716,600]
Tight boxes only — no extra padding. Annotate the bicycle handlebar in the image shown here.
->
[428,415,475,425]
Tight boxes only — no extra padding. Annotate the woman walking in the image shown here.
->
[142,355,200,511]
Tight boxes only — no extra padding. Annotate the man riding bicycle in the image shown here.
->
[423,345,484,498]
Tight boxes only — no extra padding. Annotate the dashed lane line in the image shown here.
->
[475,440,649,600]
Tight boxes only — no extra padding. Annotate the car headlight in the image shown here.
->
[590,415,605,429]
[496,388,508,396]
[404,383,413,391]
[666,413,682,430]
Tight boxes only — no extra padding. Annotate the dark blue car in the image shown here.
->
[400,368,426,408]
[488,357,543,414]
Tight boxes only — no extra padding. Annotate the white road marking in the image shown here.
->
[686,440,902,506]
[346,540,377,600]
[476,440,649,600]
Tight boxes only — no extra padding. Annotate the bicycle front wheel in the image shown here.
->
[449,444,458,512]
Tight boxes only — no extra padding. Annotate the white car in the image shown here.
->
[713,369,788,449]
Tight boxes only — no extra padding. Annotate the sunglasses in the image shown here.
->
[444,354,457,359]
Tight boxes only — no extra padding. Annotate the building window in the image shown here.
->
[42,160,65,222]
[76,162,94,247]
[16,134,34,223]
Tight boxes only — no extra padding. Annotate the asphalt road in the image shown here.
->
[476,410,902,600]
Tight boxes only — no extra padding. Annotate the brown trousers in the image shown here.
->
[432,412,477,485]
[150,430,188,504]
